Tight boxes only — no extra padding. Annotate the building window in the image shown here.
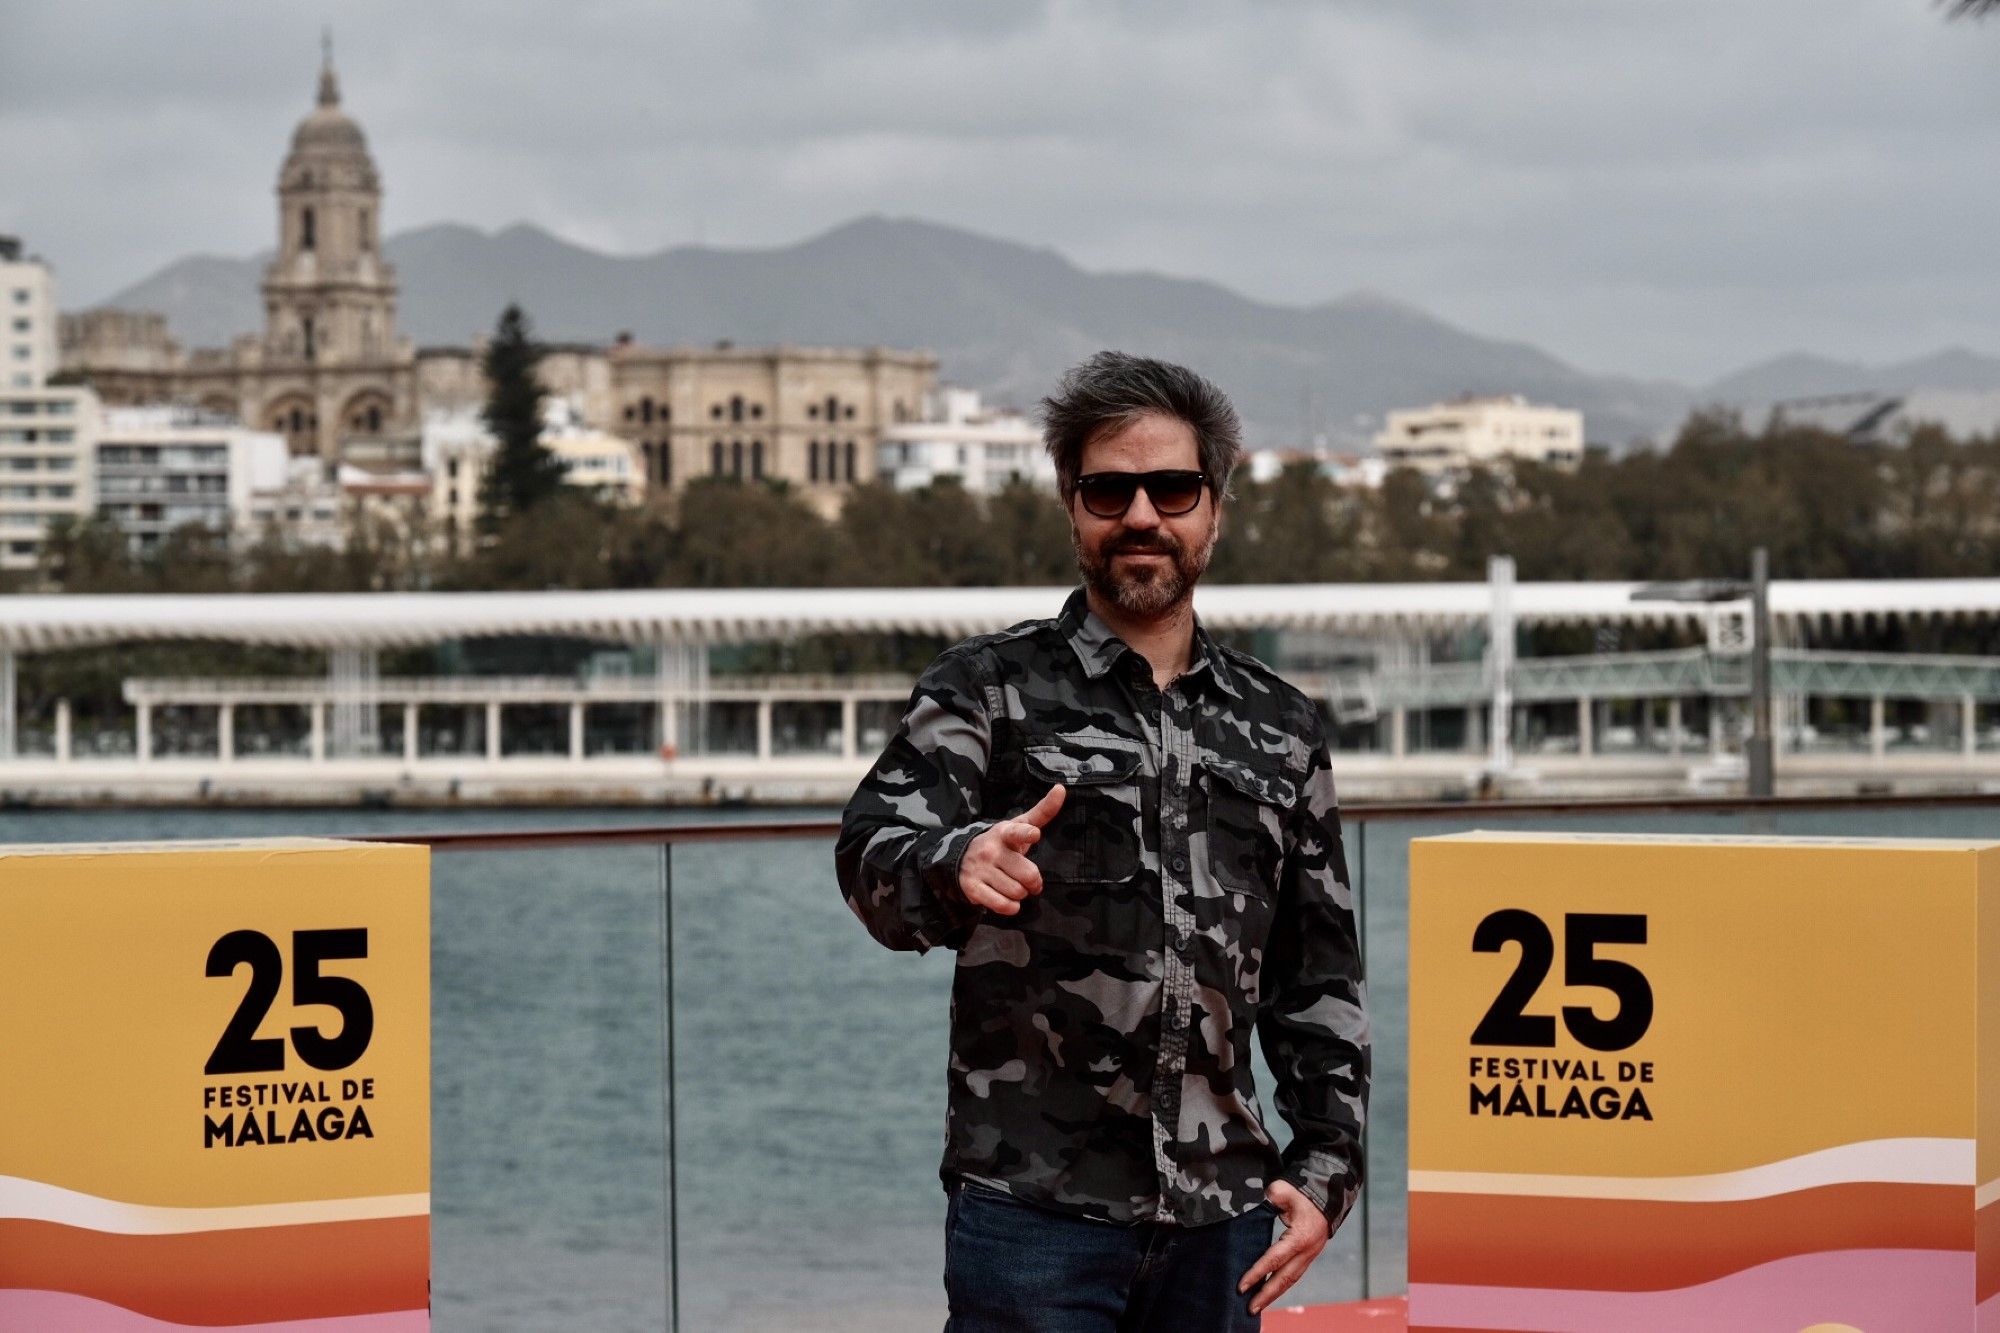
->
[659,441,671,487]
[807,404,819,420]
[730,394,745,424]
[750,403,763,420]
[302,207,316,251]
[824,395,839,423]
[844,439,856,482]
[301,316,316,360]
[10,319,27,334]
[640,396,655,424]
[365,405,382,432]
[844,404,856,420]
[750,439,763,479]
[359,209,371,251]
[711,440,723,474]
[808,440,819,482]
[730,440,743,478]
[711,404,724,420]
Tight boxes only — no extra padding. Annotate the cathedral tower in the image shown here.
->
[259,36,406,457]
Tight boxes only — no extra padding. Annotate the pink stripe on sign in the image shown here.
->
[0,1289,429,1332]
[1411,1248,1971,1333]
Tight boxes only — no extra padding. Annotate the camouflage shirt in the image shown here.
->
[834,585,1368,1231]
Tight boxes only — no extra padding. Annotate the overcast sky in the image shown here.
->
[2,0,1995,383]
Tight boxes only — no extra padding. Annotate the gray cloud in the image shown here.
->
[1,0,1994,382]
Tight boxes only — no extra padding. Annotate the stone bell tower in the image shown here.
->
[258,34,407,459]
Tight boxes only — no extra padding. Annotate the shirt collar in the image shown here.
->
[1057,585,1242,699]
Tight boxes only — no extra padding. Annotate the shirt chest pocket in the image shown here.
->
[1020,742,1145,883]
[1200,757,1297,899]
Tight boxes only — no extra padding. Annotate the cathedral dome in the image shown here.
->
[291,105,368,155]
[285,44,372,161]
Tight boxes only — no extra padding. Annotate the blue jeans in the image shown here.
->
[942,1177,1278,1332]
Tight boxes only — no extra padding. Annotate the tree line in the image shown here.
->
[30,411,2000,596]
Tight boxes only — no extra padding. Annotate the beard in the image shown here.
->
[1073,520,1217,618]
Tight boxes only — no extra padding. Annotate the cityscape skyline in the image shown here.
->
[2,1,1996,385]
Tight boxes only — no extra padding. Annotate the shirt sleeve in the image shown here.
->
[834,646,1000,954]
[1256,711,1370,1232]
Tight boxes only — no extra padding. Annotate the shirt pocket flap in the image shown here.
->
[1204,757,1298,809]
[1023,743,1142,786]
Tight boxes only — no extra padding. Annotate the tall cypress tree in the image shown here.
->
[477,303,567,534]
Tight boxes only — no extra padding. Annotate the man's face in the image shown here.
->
[1068,411,1220,618]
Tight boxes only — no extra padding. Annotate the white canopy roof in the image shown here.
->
[2,580,1997,651]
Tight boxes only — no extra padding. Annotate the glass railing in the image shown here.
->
[4,794,1994,1329]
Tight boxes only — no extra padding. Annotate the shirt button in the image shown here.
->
[1171,854,1188,873]
[1164,1007,1187,1031]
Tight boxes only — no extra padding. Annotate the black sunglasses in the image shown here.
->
[1074,470,1209,519]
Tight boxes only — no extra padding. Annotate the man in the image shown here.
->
[835,351,1368,1330]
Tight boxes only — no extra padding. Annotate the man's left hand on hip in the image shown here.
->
[1238,1178,1329,1316]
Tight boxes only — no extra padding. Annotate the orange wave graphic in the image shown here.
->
[0,1215,429,1325]
[1409,1181,1969,1292]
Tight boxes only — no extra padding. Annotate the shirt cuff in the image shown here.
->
[1279,1151,1360,1234]
[916,820,997,941]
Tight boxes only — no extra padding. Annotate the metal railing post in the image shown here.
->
[1355,816,1370,1300]
[657,842,681,1331]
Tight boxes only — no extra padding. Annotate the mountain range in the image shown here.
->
[96,216,2000,449]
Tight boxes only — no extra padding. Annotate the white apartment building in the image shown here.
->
[96,407,288,556]
[0,385,97,572]
[1374,394,1584,474]
[247,458,433,551]
[426,399,646,552]
[1246,448,1388,489]
[0,236,60,391]
[877,387,1052,495]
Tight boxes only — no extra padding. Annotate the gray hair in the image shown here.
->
[1039,350,1244,507]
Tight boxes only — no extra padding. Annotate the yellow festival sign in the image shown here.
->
[1409,830,1999,1332]
[0,838,429,1330]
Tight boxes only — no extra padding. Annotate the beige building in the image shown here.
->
[608,338,935,516]
[415,343,614,429]
[1374,394,1584,474]
[0,384,97,573]
[0,237,96,574]
[61,45,417,466]
[1,237,61,391]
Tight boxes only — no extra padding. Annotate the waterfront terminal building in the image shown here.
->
[2,576,2000,804]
